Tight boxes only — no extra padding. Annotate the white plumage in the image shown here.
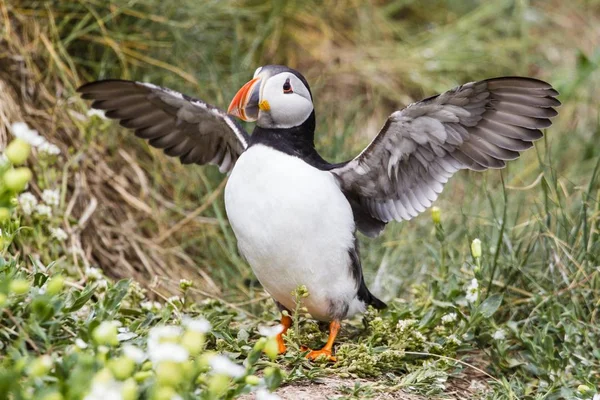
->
[225,144,366,320]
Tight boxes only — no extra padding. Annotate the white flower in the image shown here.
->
[85,267,103,280]
[412,331,426,342]
[208,355,245,378]
[95,279,108,290]
[492,329,506,340]
[123,345,146,363]
[465,278,479,303]
[75,338,88,349]
[35,204,52,217]
[148,325,183,344]
[84,376,125,400]
[42,189,60,206]
[11,122,45,146]
[183,317,211,333]
[10,122,61,155]
[141,300,162,311]
[148,342,189,364]
[396,319,417,332]
[179,278,193,287]
[447,334,462,345]
[38,141,61,155]
[50,227,68,241]
[117,327,137,342]
[258,324,284,338]
[18,192,37,215]
[441,313,457,324]
[256,388,281,400]
[147,325,184,361]
[87,109,107,120]
[167,296,183,305]
[593,394,600,400]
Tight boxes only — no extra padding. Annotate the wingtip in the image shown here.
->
[76,79,138,95]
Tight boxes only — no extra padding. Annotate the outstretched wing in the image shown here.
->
[78,80,249,173]
[331,77,559,223]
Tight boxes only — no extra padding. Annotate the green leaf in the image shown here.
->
[67,286,96,312]
[103,279,130,313]
[479,294,503,318]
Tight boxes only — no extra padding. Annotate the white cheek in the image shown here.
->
[268,93,313,129]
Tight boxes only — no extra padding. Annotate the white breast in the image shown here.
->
[224,144,365,321]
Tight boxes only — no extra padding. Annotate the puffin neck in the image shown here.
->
[248,111,332,169]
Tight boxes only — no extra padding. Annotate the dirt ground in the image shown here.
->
[240,373,490,399]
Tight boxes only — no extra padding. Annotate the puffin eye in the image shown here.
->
[283,78,293,94]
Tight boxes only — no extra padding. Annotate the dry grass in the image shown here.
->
[0,2,225,296]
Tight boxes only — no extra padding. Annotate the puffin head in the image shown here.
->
[228,65,314,130]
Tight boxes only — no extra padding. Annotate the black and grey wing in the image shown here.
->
[331,77,559,225]
[77,80,249,173]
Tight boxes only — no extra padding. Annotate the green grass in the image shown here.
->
[1,0,599,399]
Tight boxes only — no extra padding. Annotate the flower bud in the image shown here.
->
[181,330,204,356]
[0,207,10,222]
[108,356,136,380]
[577,384,591,394]
[93,368,113,384]
[141,361,153,371]
[46,275,65,296]
[4,167,33,192]
[431,206,441,224]
[245,375,261,385]
[179,279,193,290]
[253,337,267,352]
[470,238,482,259]
[133,370,153,383]
[28,355,52,377]
[10,279,30,295]
[156,361,183,387]
[263,367,277,378]
[41,393,63,400]
[92,321,119,346]
[5,139,31,165]
[197,352,214,371]
[152,386,179,400]
[121,378,138,400]
[263,337,279,361]
[208,373,230,398]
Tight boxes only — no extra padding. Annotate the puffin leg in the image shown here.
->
[306,320,340,361]
[276,314,292,354]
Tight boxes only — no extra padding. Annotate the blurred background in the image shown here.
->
[1,0,598,305]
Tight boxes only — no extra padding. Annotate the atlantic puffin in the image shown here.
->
[78,65,559,360]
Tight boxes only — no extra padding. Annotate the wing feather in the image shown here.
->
[332,76,559,224]
[77,80,248,172]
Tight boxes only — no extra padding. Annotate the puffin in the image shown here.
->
[78,65,559,360]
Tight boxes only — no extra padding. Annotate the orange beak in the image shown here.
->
[228,77,261,121]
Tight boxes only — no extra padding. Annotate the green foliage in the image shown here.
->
[1,0,599,399]
[0,257,288,399]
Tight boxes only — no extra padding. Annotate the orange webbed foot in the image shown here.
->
[276,336,287,354]
[305,348,337,362]
[302,320,340,362]
[275,314,292,355]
